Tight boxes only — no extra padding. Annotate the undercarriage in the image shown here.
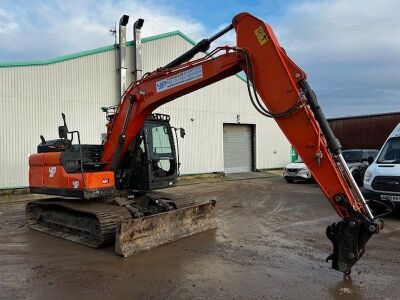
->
[26,192,217,255]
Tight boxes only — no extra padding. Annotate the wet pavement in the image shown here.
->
[1,175,399,299]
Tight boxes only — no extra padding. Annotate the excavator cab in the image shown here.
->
[31,112,180,197]
[117,113,179,191]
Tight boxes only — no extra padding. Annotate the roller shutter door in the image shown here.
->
[223,124,253,173]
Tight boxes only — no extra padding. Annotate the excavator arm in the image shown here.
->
[101,12,382,274]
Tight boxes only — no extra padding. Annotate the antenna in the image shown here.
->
[109,23,117,45]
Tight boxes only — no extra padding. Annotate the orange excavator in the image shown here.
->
[27,12,382,274]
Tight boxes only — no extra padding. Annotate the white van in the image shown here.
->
[363,123,400,205]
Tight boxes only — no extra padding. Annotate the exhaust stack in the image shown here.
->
[118,15,129,101]
[132,18,144,82]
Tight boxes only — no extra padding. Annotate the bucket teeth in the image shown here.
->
[115,200,217,257]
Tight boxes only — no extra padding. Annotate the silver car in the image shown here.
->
[283,158,312,183]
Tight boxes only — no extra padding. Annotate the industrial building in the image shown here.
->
[328,112,400,150]
[0,23,291,190]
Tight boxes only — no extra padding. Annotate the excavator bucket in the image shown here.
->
[115,200,217,257]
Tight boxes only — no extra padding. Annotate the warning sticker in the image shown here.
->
[254,26,268,46]
[156,65,203,93]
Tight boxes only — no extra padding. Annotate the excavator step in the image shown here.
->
[115,200,217,257]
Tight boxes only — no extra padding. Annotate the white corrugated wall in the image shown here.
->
[0,33,290,189]
[0,51,117,188]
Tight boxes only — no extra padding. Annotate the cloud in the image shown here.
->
[0,0,205,61]
[205,0,400,117]
[268,0,400,116]
[1,0,399,117]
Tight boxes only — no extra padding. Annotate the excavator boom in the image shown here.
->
[105,12,382,273]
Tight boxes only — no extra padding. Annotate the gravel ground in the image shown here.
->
[1,175,399,299]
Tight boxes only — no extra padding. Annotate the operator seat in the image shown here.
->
[37,135,71,153]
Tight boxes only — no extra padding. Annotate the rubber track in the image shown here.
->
[26,198,131,248]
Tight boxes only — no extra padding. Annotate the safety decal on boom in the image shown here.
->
[156,65,203,93]
[254,26,268,46]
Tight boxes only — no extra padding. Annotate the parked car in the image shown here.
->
[283,149,378,184]
[341,149,379,185]
[363,123,400,210]
[283,157,312,183]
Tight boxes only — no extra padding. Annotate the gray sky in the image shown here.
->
[1,0,399,117]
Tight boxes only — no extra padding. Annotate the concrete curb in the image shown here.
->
[0,172,280,204]
[0,194,54,205]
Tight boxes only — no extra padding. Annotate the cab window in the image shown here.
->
[145,122,173,158]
